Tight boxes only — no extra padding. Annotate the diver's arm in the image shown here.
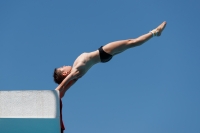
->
[57,79,78,98]
[55,69,80,97]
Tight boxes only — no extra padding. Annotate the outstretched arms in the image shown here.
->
[55,68,80,98]
[56,79,77,98]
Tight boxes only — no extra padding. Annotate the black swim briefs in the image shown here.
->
[98,46,113,63]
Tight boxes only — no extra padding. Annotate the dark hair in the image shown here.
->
[53,68,65,84]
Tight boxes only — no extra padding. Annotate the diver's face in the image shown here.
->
[58,65,72,77]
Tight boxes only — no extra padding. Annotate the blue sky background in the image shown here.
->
[1,0,200,133]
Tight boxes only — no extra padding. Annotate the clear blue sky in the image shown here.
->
[1,0,200,133]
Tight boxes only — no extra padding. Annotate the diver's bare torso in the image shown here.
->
[72,50,100,78]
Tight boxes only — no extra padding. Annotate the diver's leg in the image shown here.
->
[103,21,167,55]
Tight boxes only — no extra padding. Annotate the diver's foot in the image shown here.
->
[150,21,167,36]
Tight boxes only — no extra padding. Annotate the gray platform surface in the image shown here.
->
[0,90,61,133]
